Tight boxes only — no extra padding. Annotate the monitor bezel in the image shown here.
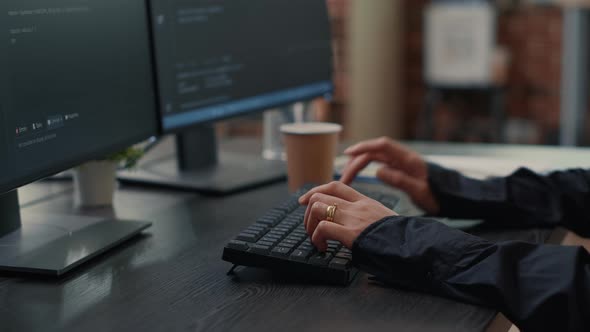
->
[160,88,334,136]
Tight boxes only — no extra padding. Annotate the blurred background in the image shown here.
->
[220,0,590,147]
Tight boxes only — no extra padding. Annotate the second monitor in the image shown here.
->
[119,0,334,194]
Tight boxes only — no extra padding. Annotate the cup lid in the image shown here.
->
[280,122,342,135]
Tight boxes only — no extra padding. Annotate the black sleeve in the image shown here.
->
[428,164,590,236]
[353,216,590,332]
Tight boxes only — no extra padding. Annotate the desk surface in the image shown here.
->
[0,140,578,332]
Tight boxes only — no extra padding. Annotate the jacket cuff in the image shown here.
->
[352,215,489,291]
[427,163,507,219]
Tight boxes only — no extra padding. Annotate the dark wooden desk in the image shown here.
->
[2,140,587,332]
[0,181,551,332]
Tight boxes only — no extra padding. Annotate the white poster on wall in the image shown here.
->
[424,3,495,86]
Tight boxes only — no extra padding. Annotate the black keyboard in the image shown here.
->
[222,185,399,285]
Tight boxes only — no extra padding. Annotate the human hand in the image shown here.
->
[299,181,396,251]
[340,137,439,214]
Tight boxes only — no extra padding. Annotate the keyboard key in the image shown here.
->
[299,240,313,247]
[266,209,282,215]
[289,238,305,245]
[256,241,275,247]
[267,214,286,222]
[227,240,249,251]
[327,243,339,250]
[271,246,291,257]
[248,231,265,237]
[242,229,262,237]
[284,216,302,224]
[268,231,286,237]
[237,232,259,242]
[281,239,299,246]
[298,244,313,251]
[266,209,285,217]
[277,242,295,250]
[257,218,278,227]
[249,244,271,255]
[274,204,293,212]
[276,200,298,211]
[262,234,281,241]
[309,253,333,266]
[301,239,312,246]
[247,225,268,232]
[290,249,311,262]
[292,230,306,237]
[329,258,351,270]
[335,252,352,260]
[293,235,306,241]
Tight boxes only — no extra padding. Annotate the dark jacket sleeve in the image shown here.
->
[428,164,590,236]
[353,216,590,332]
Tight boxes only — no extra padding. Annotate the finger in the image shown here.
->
[344,138,423,177]
[299,181,364,205]
[305,201,329,236]
[341,156,356,177]
[304,193,349,231]
[339,152,391,185]
[311,220,350,251]
[345,137,422,174]
[376,166,426,201]
[344,137,410,157]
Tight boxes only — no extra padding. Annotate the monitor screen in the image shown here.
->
[149,0,334,132]
[0,0,158,194]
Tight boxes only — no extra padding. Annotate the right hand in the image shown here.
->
[339,137,440,214]
[299,181,397,251]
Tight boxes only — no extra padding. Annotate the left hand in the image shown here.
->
[299,181,397,251]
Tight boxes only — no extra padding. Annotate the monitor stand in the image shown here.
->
[0,190,151,276]
[117,125,287,195]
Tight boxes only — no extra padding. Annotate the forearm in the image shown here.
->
[353,216,590,331]
[428,164,590,235]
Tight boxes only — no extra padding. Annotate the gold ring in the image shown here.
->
[326,204,337,222]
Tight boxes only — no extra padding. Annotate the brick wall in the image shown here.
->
[328,1,583,144]
[404,0,427,140]
[498,6,563,143]
[324,0,350,125]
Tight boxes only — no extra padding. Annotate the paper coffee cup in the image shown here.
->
[280,122,342,192]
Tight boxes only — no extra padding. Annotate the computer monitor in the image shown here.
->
[118,0,334,194]
[0,0,158,275]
